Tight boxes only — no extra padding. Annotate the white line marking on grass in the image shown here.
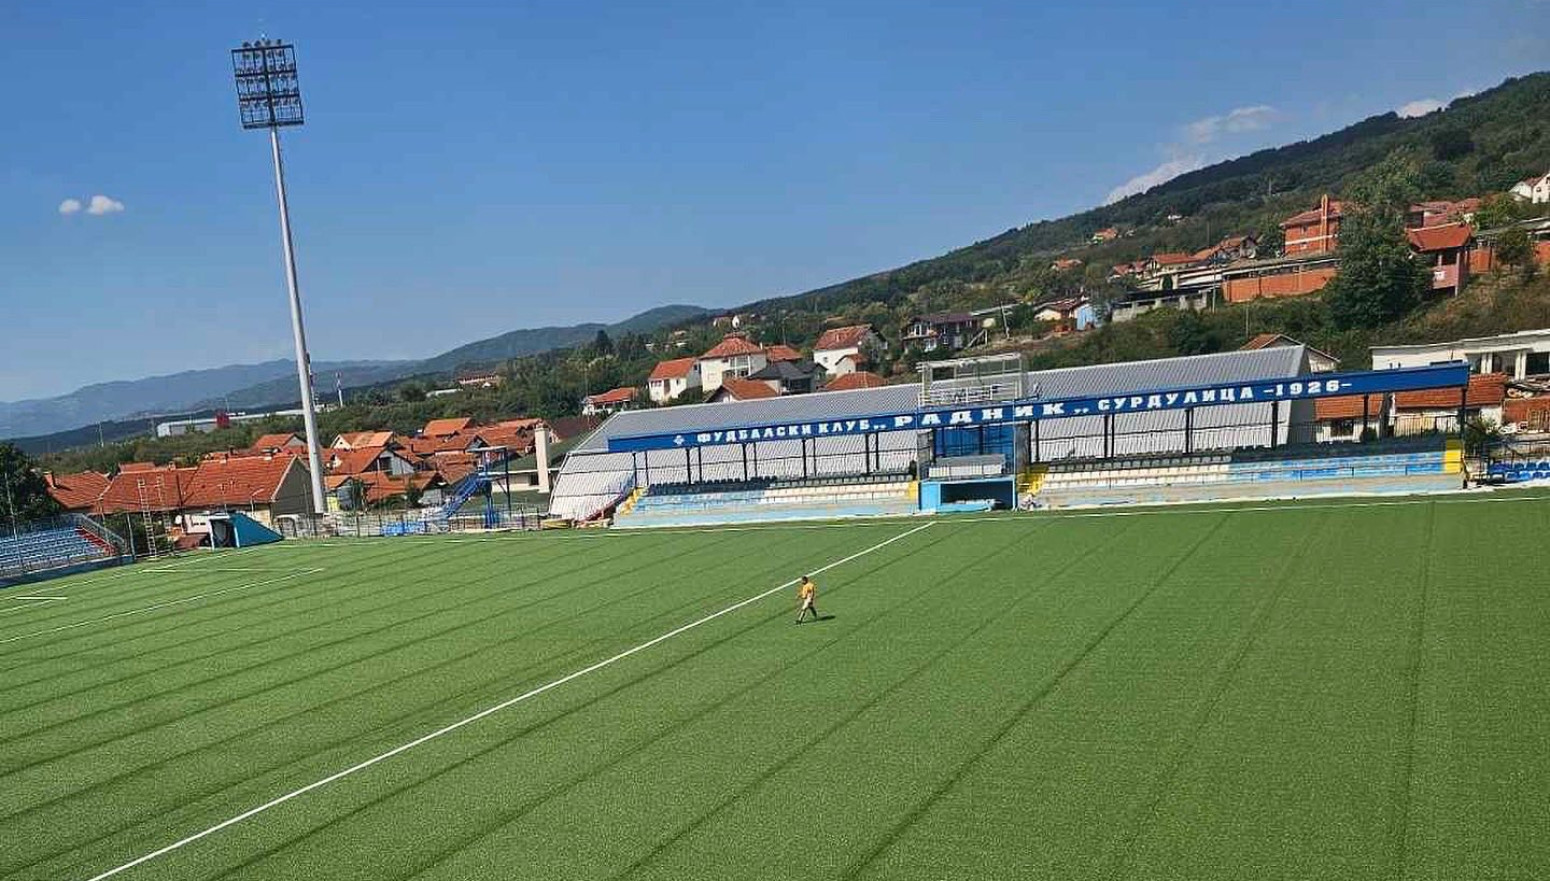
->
[80,521,936,881]
[0,569,325,648]
[141,566,316,573]
[10,596,67,601]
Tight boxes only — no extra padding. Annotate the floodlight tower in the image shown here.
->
[231,39,327,516]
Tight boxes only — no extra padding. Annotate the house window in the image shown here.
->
[1330,419,1356,436]
[1527,352,1550,377]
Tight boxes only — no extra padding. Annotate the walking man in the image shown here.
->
[795,574,819,624]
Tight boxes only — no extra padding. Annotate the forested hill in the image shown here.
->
[736,72,1550,316]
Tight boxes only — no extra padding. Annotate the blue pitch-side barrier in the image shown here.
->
[607,363,1472,453]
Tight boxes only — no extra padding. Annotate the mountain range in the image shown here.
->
[0,304,710,441]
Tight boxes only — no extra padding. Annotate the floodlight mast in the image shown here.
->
[231,40,327,518]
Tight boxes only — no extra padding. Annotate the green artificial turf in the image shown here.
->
[0,494,1547,880]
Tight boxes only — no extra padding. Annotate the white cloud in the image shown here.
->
[58,198,82,215]
[1397,98,1445,118]
[1105,155,1207,205]
[1185,105,1278,144]
[86,194,125,215]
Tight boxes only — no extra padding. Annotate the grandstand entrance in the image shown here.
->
[916,355,1028,512]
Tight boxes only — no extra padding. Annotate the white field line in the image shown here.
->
[81,521,937,881]
[10,596,67,601]
[141,567,308,573]
[0,569,324,648]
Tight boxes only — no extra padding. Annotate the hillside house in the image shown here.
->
[326,445,418,477]
[1091,227,1120,243]
[332,431,394,451]
[581,387,639,417]
[647,357,701,403]
[705,377,780,403]
[697,333,770,392]
[1407,223,1473,295]
[1391,373,1507,436]
[421,417,473,439]
[903,313,979,353]
[43,471,111,513]
[1033,297,1098,333]
[765,344,803,363]
[1050,258,1084,271]
[1239,333,1339,372]
[180,454,317,526]
[812,325,885,376]
[747,359,822,395]
[248,433,306,454]
[1509,172,1550,204]
[1312,394,1388,443]
[1281,195,1343,255]
[1221,253,1340,303]
[1192,234,1259,264]
[823,371,888,391]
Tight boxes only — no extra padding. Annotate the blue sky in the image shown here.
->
[3,0,1546,400]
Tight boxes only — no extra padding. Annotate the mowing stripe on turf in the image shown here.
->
[0,570,323,649]
[79,521,936,881]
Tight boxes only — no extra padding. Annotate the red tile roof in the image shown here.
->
[548,415,602,440]
[584,387,638,406]
[701,334,765,359]
[1394,373,1507,410]
[250,432,304,452]
[327,445,410,476]
[814,325,874,352]
[44,471,110,511]
[648,357,698,381]
[1281,199,1345,228]
[119,462,159,473]
[98,466,193,514]
[331,471,444,506]
[1406,223,1472,252]
[714,378,780,401]
[422,417,473,438]
[1150,252,1200,266]
[1314,395,1385,421]
[334,430,394,449]
[824,371,888,391]
[764,344,803,362]
[183,456,301,509]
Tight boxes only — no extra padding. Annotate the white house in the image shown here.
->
[581,387,638,417]
[1510,172,1550,205]
[647,357,701,403]
[1371,328,1550,380]
[697,333,769,393]
[812,325,884,376]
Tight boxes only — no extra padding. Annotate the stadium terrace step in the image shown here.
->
[1,518,126,585]
[616,477,918,529]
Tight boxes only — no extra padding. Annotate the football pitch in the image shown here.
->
[2,494,1548,880]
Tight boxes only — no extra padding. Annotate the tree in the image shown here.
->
[397,382,427,403]
[592,329,614,357]
[1495,226,1535,277]
[0,443,60,528]
[1324,154,1432,329]
[1473,194,1525,231]
[1429,127,1474,162]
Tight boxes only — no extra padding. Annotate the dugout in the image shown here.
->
[206,512,284,548]
[549,346,1470,522]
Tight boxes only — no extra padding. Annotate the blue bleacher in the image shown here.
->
[617,472,917,529]
[0,518,127,586]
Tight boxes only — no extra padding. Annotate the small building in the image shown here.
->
[705,377,780,403]
[813,324,885,376]
[1281,195,1343,255]
[1312,394,1388,443]
[327,445,419,477]
[456,373,502,389]
[332,430,394,451]
[180,454,317,526]
[1391,372,1506,436]
[764,344,804,363]
[581,387,639,417]
[1372,329,1550,380]
[1192,234,1259,263]
[697,333,769,393]
[1050,257,1084,272]
[903,313,979,353]
[249,432,306,454]
[1407,223,1473,296]
[95,464,193,516]
[1509,171,1550,204]
[823,371,888,392]
[747,359,822,395]
[647,357,702,404]
[1032,297,1097,333]
[1240,334,1339,373]
[1091,227,1120,243]
[1503,396,1550,433]
[1107,289,1211,323]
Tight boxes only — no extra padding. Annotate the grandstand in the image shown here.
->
[551,346,1472,527]
[0,515,129,587]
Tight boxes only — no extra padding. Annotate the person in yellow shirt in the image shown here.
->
[795,575,819,624]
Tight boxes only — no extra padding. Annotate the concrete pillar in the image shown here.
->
[536,426,553,494]
[1515,351,1528,380]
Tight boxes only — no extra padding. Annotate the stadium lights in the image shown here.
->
[230,39,328,517]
